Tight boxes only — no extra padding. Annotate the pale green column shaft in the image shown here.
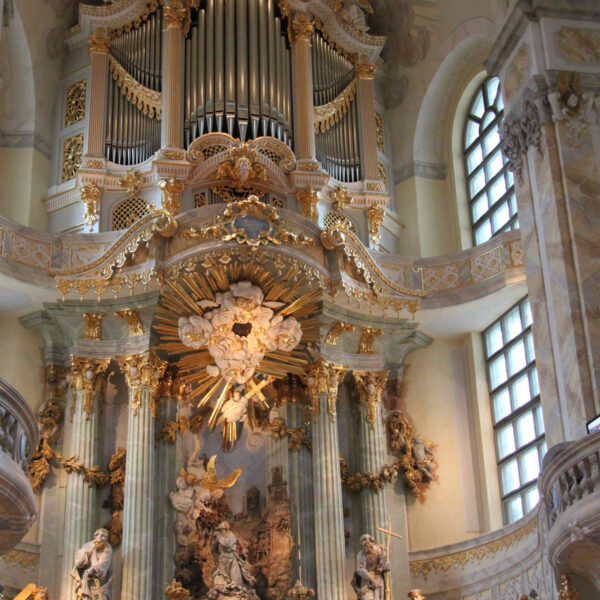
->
[312,394,346,600]
[60,389,100,600]
[121,387,155,600]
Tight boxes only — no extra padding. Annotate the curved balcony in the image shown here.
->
[539,430,600,592]
[0,378,38,554]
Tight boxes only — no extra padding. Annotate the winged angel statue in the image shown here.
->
[170,435,242,546]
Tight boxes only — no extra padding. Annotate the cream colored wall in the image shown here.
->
[402,334,502,551]
[0,315,45,412]
[0,147,49,229]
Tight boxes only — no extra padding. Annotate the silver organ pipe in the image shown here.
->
[312,29,360,182]
[105,8,162,165]
[183,0,292,146]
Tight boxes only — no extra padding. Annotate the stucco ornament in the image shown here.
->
[178,281,302,384]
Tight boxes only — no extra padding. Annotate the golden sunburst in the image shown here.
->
[154,255,321,450]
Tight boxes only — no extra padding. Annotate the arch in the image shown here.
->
[414,27,495,168]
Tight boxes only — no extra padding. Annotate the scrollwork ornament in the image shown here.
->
[80,182,101,231]
[296,187,319,222]
[158,177,185,216]
[367,205,385,248]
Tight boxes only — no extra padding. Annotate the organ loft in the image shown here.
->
[0,1,599,599]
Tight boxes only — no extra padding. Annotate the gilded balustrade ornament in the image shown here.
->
[80,182,101,231]
[71,357,111,418]
[325,321,355,346]
[82,312,105,340]
[303,359,346,421]
[119,168,142,196]
[367,206,385,247]
[296,187,320,222]
[117,351,168,416]
[65,79,86,127]
[114,308,144,335]
[158,177,185,216]
[352,371,388,428]
[359,327,383,353]
[289,12,314,43]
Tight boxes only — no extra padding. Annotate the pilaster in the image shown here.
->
[354,59,378,181]
[86,29,111,157]
[488,3,600,443]
[289,12,316,162]
[117,351,168,600]
[161,3,186,149]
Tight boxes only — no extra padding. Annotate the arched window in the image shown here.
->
[463,77,518,245]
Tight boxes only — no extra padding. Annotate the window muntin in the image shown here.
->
[464,77,518,245]
[483,297,545,524]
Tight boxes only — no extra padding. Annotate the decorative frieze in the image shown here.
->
[358,327,383,353]
[82,312,105,340]
[325,321,355,346]
[114,308,144,336]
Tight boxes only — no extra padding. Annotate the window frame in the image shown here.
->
[483,296,546,524]
[462,77,519,246]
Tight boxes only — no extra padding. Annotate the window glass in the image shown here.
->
[464,77,518,244]
[483,296,545,524]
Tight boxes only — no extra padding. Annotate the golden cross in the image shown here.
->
[376,526,403,541]
[377,516,402,600]
[245,377,272,407]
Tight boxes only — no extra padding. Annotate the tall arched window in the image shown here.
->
[463,77,518,245]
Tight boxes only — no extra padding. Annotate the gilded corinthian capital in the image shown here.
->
[89,28,111,54]
[289,12,314,43]
[352,371,388,429]
[71,357,111,418]
[117,351,168,416]
[303,359,346,422]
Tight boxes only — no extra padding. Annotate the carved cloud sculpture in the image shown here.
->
[178,281,302,385]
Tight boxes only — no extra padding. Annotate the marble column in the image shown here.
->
[354,61,379,181]
[117,351,167,600]
[352,371,390,545]
[86,30,111,157]
[286,399,316,591]
[305,359,346,600]
[161,3,186,149]
[60,357,110,600]
[289,12,316,161]
[488,3,600,443]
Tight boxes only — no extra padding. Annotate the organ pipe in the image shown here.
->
[183,0,292,146]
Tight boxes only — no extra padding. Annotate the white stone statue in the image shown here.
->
[71,528,113,600]
[412,435,434,482]
[208,521,259,600]
[351,534,390,600]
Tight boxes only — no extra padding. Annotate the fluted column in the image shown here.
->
[289,12,316,161]
[304,359,346,600]
[286,400,316,590]
[117,351,168,600]
[86,30,111,157]
[161,3,186,148]
[60,357,110,600]
[352,371,389,544]
[354,60,379,180]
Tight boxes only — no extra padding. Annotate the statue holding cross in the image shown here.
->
[351,518,403,600]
